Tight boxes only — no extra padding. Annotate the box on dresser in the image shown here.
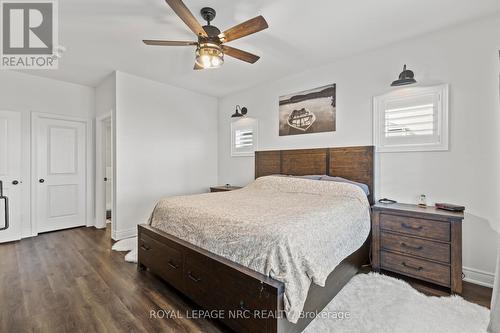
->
[210,185,243,192]
[371,203,464,294]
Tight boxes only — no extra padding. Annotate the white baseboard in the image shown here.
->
[463,266,495,288]
[112,227,137,241]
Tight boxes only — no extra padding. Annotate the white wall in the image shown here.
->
[113,71,218,239]
[0,71,95,237]
[95,72,116,118]
[217,15,500,286]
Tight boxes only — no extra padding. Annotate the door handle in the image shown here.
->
[39,179,45,183]
[12,180,19,185]
[0,181,9,231]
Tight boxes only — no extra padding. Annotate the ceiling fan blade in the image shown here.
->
[219,15,268,43]
[193,63,203,70]
[143,40,197,46]
[222,45,260,64]
[164,0,207,37]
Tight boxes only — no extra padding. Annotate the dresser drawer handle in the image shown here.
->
[140,244,151,251]
[401,243,423,251]
[167,260,179,269]
[402,262,423,271]
[187,271,201,283]
[401,223,423,231]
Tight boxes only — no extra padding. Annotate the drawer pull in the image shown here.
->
[187,271,201,283]
[239,301,253,317]
[167,261,179,269]
[401,242,423,251]
[239,300,249,311]
[140,244,151,251]
[402,262,423,271]
[401,223,423,231]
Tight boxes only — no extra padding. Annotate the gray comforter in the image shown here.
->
[148,176,370,323]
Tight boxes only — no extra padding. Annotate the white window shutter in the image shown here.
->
[231,118,258,156]
[374,84,449,152]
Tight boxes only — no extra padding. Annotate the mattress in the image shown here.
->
[148,175,371,323]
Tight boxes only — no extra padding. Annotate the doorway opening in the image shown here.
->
[104,119,112,225]
[96,112,114,235]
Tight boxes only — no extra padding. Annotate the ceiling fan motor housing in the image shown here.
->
[202,25,221,38]
[200,7,221,37]
[201,7,216,23]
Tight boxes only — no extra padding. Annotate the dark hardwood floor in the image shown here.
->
[0,225,229,333]
[0,226,493,332]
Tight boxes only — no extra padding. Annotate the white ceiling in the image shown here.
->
[21,0,500,97]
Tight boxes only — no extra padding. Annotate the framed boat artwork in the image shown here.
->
[279,84,336,136]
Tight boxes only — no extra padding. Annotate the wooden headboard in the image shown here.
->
[255,146,375,204]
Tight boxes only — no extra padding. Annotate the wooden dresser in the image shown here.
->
[371,203,464,294]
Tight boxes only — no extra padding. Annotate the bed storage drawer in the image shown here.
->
[183,251,221,310]
[217,264,275,333]
[381,251,450,287]
[183,251,274,333]
[221,283,269,333]
[139,233,184,289]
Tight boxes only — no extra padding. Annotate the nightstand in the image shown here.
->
[210,185,243,193]
[371,203,464,294]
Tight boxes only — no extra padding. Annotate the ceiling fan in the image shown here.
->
[143,0,268,70]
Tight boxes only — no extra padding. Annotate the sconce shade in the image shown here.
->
[231,106,248,118]
[391,64,417,86]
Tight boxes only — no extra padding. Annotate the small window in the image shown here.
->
[373,84,449,152]
[231,118,258,156]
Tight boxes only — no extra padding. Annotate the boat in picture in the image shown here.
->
[287,108,316,131]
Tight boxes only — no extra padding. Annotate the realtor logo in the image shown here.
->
[1,0,58,69]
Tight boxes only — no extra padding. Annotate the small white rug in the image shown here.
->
[304,272,490,333]
[111,237,138,263]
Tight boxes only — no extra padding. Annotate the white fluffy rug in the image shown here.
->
[111,237,138,263]
[304,273,490,333]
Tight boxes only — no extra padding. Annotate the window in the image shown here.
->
[231,118,258,156]
[373,84,449,152]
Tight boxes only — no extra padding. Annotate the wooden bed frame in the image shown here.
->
[138,146,374,333]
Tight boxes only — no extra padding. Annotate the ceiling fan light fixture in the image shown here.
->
[195,43,224,69]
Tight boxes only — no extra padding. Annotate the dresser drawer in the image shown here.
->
[381,251,450,286]
[380,213,450,241]
[139,234,183,289]
[381,232,450,263]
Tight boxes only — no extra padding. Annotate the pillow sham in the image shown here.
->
[271,174,323,180]
[319,175,370,195]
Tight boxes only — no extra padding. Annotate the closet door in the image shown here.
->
[33,115,87,233]
[0,111,22,243]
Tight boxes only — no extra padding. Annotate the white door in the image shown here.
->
[0,111,22,242]
[34,115,87,233]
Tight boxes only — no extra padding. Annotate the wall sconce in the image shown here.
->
[231,105,248,118]
[391,64,417,86]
